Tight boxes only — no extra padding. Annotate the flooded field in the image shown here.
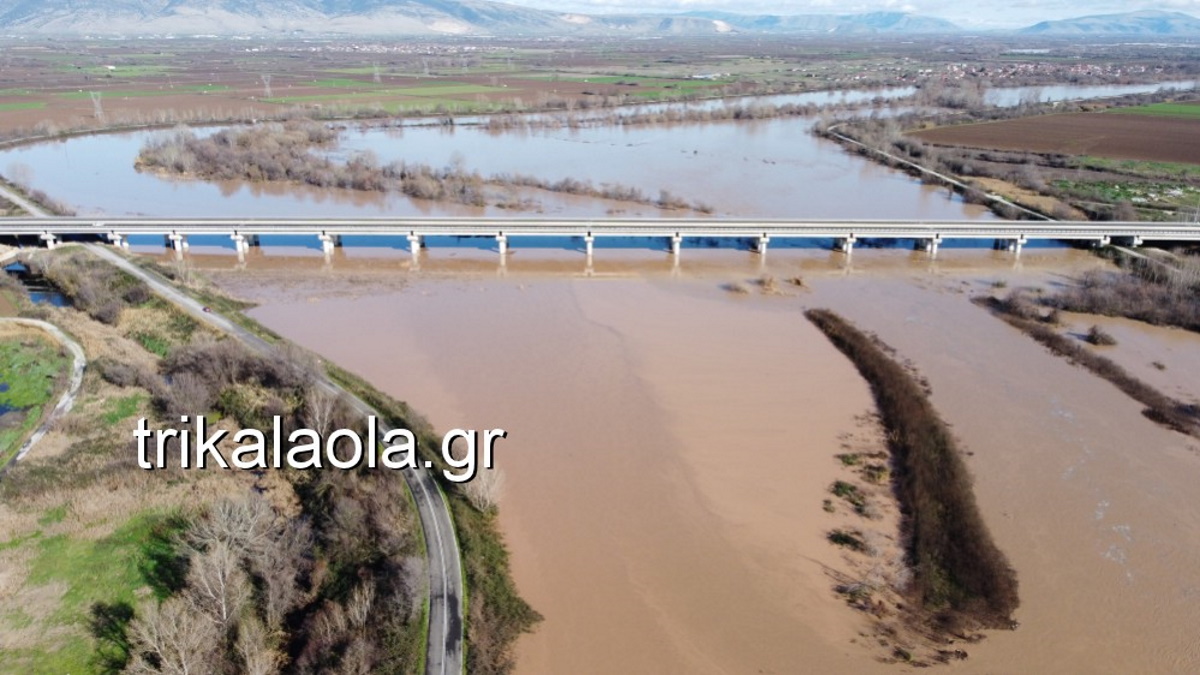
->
[208,248,1200,674]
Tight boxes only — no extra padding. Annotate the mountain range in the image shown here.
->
[0,2,1198,38]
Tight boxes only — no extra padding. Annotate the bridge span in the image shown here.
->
[1,217,1196,260]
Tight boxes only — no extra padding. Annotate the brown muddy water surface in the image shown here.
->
[210,249,1200,674]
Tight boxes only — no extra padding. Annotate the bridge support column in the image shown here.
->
[318,232,341,257]
[1097,235,1111,248]
[231,233,249,262]
[670,234,682,258]
[923,234,941,259]
[584,233,595,259]
[497,234,508,258]
[39,233,58,250]
[1012,234,1027,258]
[106,232,127,249]
[166,233,188,252]
[756,235,770,256]
[836,235,856,257]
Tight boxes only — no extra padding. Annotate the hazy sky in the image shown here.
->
[503,0,1200,29]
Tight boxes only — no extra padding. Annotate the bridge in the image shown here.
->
[1,217,1196,260]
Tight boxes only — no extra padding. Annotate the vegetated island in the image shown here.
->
[805,309,1019,663]
[135,119,714,214]
[0,247,538,675]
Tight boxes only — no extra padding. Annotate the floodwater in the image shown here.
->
[0,82,1187,221]
[211,247,1200,674]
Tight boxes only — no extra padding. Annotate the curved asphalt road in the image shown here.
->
[0,179,462,674]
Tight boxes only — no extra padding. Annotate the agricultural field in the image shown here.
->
[912,113,1200,165]
[1108,101,1200,119]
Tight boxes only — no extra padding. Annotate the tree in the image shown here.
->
[184,540,251,630]
[126,596,220,675]
[235,616,281,675]
[463,468,505,512]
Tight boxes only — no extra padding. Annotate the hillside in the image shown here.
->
[1019,10,1200,36]
[0,0,961,36]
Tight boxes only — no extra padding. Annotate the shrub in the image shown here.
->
[1086,325,1117,346]
[806,309,1019,629]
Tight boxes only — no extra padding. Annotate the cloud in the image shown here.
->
[501,0,1200,28]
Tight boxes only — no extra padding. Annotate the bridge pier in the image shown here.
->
[166,232,188,252]
[106,232,128,249]
[1096,235,1111,248]
[497,234,508,258]
[584,233,595,259]
[670,233,682,258]
[919,235,942,259]
[39,233,58,250]
[755,235,770,256]
[231,233,250,261]
[318,232,341,257]
[836,235,856,257]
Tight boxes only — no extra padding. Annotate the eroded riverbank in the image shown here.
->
[209,249,1200,674]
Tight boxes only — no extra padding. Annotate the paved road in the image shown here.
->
[87,244,464,675]
[0,318,86,468]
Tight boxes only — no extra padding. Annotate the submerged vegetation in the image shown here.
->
[136,120,713,213]
[805,309,1019,631]
[978,290,1200,439]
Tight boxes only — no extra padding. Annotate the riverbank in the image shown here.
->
[207,247,1200,674]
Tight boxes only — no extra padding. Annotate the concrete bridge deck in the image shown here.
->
[1,217,1196,258]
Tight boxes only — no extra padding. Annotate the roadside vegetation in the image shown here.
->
[804,309,1019,633]
[0,246,536,674]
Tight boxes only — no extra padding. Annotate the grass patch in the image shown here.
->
[0,101,46,112]
[0,512,187,674]
[101,394,144,425]
[0,336,68,467]
[57,85,227,100]
[806,309,1019,630]
[1109,102,1200,119]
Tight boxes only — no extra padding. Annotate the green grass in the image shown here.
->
[102,394,144,426]
[57,84,228,100]
[0,512,187,675]
[1080,156,1200,178]
[265,82,506,105]
[1109,102,1200,119]
[67,64,177,78]
[0,336,68,466]
[308,77,389,89]
[0,101,44,112]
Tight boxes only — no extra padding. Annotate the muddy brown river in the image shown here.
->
[206,248,1200,674]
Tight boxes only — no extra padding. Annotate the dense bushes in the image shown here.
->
[1045,260,1200,333]
[805,309,1019,630]
[37,251,152,325]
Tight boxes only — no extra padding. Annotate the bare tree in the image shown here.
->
[235,616,281,675]
[126,596,220,675]
[463,468,505,512]
[185,540,251,630]
[303,386,340,437]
